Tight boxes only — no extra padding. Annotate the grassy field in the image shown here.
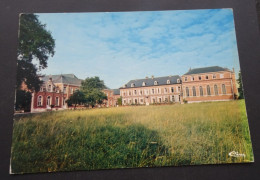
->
[10,100,254,174]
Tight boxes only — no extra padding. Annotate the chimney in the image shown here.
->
[145,76,149,79]
[151,75,154,79]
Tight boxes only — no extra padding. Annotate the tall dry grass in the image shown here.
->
[11,100,253,173]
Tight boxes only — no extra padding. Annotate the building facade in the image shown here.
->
[29,66,238,112]
[31,74,82,112]
[120,75,182,105]
[182,66,238,102]
[120,66,238,105]
[103,89,120,107]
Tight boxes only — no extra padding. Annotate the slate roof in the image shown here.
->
[121,75,181,89]
[42,74,82,86]
[112,89,120,95]
[184,66,230,75]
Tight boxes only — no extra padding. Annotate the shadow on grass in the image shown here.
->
[11,124,170,173]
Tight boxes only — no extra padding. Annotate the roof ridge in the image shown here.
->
[129,75,180,81]
[184,66,230,75]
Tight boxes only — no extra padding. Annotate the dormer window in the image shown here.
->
[142,82,146,86]
[154,81,158,85]
[206,75,209,80]
[131,83,135,87]
[124,84,127,88]
[177,79,180,83]
[167,80,170,84]
[185,77,187,81]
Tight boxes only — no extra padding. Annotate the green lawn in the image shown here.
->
[10,100,254,174]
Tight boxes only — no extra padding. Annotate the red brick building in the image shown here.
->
[181,66,238,102]
[120,75,182,105]
[120,66,238,105]
[31,74,82,112]
[30,66,238,112]
[103,89,120,107]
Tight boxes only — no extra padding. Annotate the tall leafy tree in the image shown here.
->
[237,70,244,99]
[81,77,107,92]
[17,14,55,91]
[66,90,86,109]
[81,77,107,107]
[15,90,32,112]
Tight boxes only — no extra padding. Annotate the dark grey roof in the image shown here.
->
[184,66,230,75]
[42,74,82,86]
[112,89,120,95]
[121,75,181,88]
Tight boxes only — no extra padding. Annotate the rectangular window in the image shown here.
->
[214,85,219,95]
[186,87,189,97]
[207,85,211,95]
[222,84,226,94]
[171,87,174,93]
[200,86,203,96]
[192,86,196,96]
[55,97,59,106]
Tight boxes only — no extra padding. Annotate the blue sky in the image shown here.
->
[36,9,240,89]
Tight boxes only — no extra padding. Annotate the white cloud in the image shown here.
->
[37,9,239,89]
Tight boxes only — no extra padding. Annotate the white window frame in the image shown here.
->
[55,97,59,106]
[37,96,42,106]
[47,96,51,106]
